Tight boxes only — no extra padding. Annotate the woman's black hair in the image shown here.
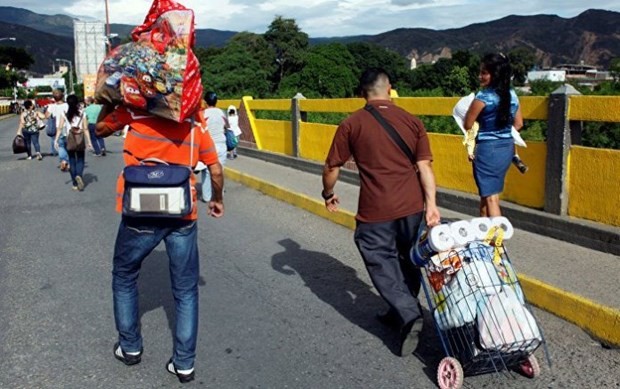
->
[23,100,33,110]
[481,53,513,128]
[66,94,80,123]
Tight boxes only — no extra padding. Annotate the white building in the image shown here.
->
[527,70,566,83]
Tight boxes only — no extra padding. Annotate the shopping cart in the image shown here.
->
[411,221,550,389]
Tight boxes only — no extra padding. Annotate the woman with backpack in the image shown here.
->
[56,95,93,191]
[16,100,44,161]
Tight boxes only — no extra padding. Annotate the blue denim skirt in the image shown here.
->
[473,138,514,197]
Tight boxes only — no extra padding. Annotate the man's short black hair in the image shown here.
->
[205,91,217,106]
[358,68,391,96]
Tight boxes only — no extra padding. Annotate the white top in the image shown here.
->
[203,107,228,144]
[47,102,68,130]
[61,112,84,137]
[227,105,242,137]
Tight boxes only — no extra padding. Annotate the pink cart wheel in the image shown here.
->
[437,357,464,389]
[519,354,541,378]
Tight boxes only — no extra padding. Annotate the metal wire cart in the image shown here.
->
[411,221,551,389]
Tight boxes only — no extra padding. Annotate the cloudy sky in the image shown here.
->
[3,0,620,37]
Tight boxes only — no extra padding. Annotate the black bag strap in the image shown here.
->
[364,104,416,165]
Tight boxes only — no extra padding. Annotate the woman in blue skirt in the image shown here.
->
[464,53,523,216]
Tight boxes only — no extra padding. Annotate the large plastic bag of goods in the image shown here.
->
[95,0,203,123]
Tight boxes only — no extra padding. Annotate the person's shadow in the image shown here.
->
[272,238,412,356]
[138,249,206,339]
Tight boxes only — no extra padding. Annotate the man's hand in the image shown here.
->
[425,204,441,227]
[325,194,340,212]
[208,200,224,218]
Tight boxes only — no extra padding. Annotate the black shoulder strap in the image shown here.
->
[364,104,415,165]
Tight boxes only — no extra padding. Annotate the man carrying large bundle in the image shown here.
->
[95,0,222,383]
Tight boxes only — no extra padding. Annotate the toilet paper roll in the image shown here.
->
[449,220,477,246]
[490,216,514,240]
[428,224,456,252]
[470,217,493,240]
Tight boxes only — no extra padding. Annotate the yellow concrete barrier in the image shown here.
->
[243,95,619,226]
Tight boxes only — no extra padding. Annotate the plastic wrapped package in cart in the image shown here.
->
[434,260,503,331]
[477,286,542,353]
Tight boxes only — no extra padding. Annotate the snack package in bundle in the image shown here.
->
[95,0,203,123]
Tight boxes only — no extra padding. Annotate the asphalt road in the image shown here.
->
[0,115,618,388]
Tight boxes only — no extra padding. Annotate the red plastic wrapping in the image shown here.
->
[95,0,202,123]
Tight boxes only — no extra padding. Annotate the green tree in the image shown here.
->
[608,58,620,83]
[528,79,563,96]
[201,43,271,98]
[451,50,480,91]
[508,47,536,86]
[0,47,34,70]
[280,43,358,98]
[264,16,309,90]
[228,32,276,73]
[346,42,409,88]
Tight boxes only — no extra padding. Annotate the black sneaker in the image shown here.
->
[399,317,423,357]
[113,342,142,366]
[376,309,400,328]
[166,359,195,383]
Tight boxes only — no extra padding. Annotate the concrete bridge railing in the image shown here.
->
[216,90,620,228]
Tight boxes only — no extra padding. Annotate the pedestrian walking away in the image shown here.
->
[322,68,441,357]
[84,97,106,156]
[44,89,69,170]
[57,95,93,191]
[200,91,228,202]
[16,100,44,161]
[464,53,524,217]
[226,105,242,159]
[96,103,224,384]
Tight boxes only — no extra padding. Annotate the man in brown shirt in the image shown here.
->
[322,68,441,357]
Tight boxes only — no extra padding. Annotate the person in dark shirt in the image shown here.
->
[322,68,441,357]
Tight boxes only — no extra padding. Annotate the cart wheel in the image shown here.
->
[519,354,541,378]
[437,357,464,389]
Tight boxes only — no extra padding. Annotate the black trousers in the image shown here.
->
[354,212,423,327]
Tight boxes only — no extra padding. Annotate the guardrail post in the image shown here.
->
[544,84,581,215]
[291,93,306,158]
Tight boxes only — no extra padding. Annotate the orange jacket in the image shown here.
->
[98,106,219,220]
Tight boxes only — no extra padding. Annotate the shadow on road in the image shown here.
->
[138,249,207,338]
[271,238,445,373]
[271,238,407,355]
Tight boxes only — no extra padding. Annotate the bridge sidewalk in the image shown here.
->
[223,152,620,347]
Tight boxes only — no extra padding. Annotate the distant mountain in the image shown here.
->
[0,7,75,38]
[0,7,619,74]
[359,9,620,67]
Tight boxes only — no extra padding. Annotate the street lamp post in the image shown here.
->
[55,58,74,95]
[105,0,112,53]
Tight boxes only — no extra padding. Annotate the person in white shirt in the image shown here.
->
[200,91,228,202]
[44,89,69,171]
[226,105,242,159]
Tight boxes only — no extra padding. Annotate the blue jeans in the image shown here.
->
[47,134,57,156]
[57,136,69,164]
[88,123,106,155]
[68,150,85,186]
[112,217,199,370]
[22,131,41,157]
